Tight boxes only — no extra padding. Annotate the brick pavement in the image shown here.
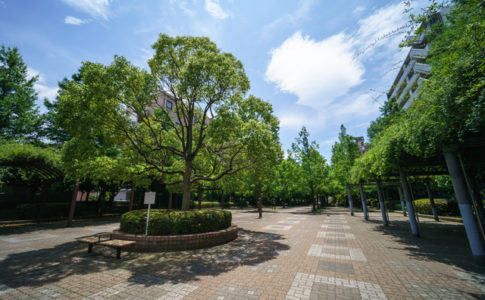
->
[0,207,484,299]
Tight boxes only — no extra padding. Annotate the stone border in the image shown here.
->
[111,225,238,252]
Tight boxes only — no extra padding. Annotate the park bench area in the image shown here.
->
[76,232,135,259]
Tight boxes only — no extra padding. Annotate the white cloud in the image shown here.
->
[266,31,364,108]
[261,0,315,38]
[205,0,228,19]
[354,3,408,58]
[331,94,380,117]
[169,0,196,17]
[279,113,308,130]
[62,0,111,20]
[265,2,410,109]
[64,16,89,25]
[27,68,59,101]
[353,5,366,16]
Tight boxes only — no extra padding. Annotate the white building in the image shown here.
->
[387,8,450,109]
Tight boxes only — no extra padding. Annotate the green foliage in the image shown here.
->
[329,125,361,194]
[120,209,232,235]
[0,142,63,183]
[0,46,43,141]
[353,0,485,182]
[290,127,329,210]
[414,198,459,216]
[367,97,401,142]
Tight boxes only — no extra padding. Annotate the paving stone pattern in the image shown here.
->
[0,207,484,299]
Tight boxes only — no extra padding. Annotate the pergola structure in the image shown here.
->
[347,135,485,261]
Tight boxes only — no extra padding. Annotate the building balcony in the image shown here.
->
[414,63,431,74]
[409,47,429,59]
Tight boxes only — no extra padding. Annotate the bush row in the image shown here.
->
[120,209,232,235]
[414,198,459,216]
[365,198,460,216]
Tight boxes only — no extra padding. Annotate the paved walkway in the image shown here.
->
[0,206,484,299]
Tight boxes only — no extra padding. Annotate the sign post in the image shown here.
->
[144,192,156,235]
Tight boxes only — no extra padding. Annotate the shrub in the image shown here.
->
[413,198,458,216]
[367,198,379,208]
[120,209,232,235]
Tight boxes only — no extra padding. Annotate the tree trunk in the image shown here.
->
[168,192,173,209]
[221,190,225,209]
[67,184,79,226]
[311,187,316,211]
[85,189,92,201]
[129,182,135,211]
[257,181,263,218]
[37,183,50,223]
[197,186,203,210]
[97,187,106,216]
[181,160,192,210]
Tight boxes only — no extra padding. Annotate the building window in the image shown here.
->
[166,100,173,111]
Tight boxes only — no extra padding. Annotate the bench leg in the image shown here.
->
[88,244,93,253]
[116,247,121,259]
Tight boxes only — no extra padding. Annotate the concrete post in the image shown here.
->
[399,167,420,237]
[397,186,407,216]
[425,181,439,221]
[376,178,389,226]
[359,183,369,220]
[443,147,485,259]
[346,185,354,216]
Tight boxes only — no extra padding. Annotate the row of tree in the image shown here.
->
[2,34,366,220]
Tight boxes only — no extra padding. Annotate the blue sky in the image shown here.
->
[0,0,421,159]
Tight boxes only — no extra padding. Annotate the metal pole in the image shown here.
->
[359,183,368,220]
[376,178,389,226]
[443,147,485,258]
[346,185,354,216]
[145,204,151,235]
[399,167,420,237]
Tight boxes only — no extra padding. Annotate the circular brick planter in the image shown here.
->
[111,225,238,252]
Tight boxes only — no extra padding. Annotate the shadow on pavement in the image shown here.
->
[366,218,485,274]
[0,229,289,289]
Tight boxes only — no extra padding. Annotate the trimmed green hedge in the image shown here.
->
[120,209,232,235]
[414,198,459,216]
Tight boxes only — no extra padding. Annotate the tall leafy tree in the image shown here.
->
[329,125,361,199]
[0,45,42,141]
[291,127,328,211]
[238,95,281,218]
[58,35,258,211]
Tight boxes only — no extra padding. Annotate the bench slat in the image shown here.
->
[100,240,135,248]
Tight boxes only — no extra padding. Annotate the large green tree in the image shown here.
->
[0,46,43,141]
[238,95,281,218]
[291,127,328,211]
[329,125,361,199]
[58,35,257,210]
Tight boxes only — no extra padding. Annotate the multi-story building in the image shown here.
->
[387,7,450,109]
[131,90,209,126]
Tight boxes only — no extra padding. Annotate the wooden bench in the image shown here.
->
[100,240,136,259]
[77,232,135,259]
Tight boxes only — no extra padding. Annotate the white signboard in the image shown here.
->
[144,192,156,205]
